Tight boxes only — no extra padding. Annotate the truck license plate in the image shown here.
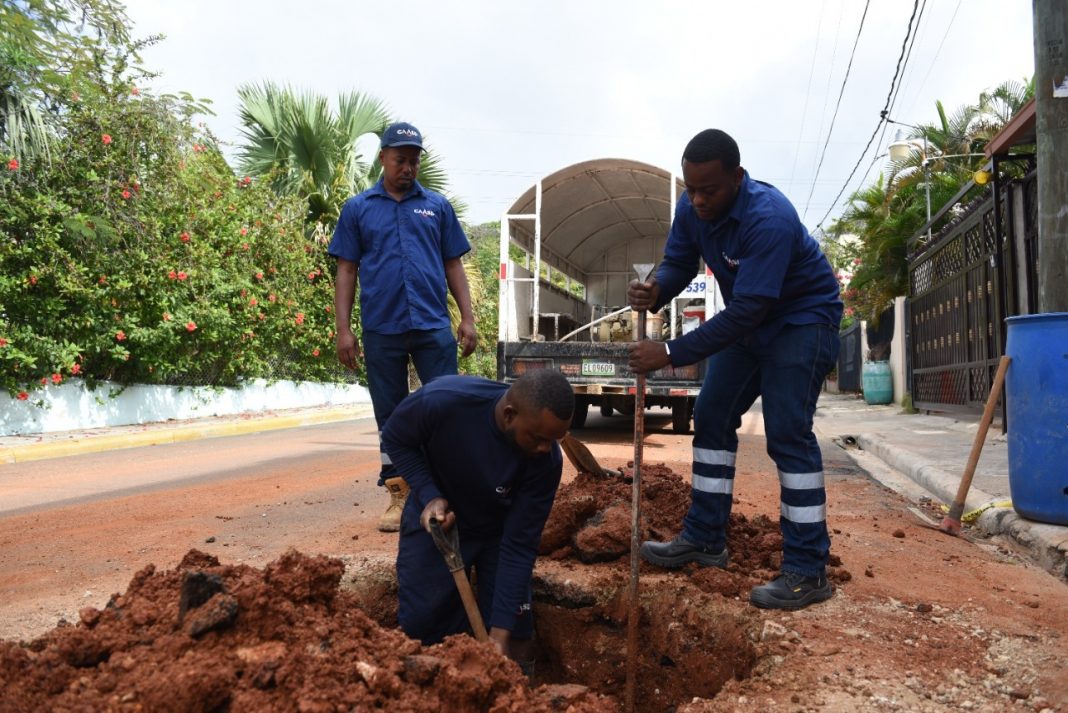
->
[581,361,615,376]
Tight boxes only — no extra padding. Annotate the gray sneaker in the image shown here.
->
[639,535,728,569]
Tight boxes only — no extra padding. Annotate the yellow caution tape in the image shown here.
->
[939,499,1013,523]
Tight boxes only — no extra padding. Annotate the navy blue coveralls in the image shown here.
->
[655,173,843,577]
[329,179,470,484]
[380,375,563,644]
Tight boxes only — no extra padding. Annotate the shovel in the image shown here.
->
[427,517,488,642]
[561,433,622,477]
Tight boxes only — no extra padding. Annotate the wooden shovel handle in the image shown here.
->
[451,570,488,642]
[947,355,1011,521]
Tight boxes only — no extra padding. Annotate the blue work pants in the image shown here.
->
[682,323,839,576]
[362,327,458,485]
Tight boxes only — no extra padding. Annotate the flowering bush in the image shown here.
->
[0,85,356,399]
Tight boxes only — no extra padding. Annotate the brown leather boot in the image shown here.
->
[377,477,409,533]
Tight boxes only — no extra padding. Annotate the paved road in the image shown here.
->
[0,418,390,639]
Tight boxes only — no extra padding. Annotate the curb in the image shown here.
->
[0,405,374,465]
[854,433,1067,582]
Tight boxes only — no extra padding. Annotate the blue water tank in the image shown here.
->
[1006,313,1068,525]
[862,361,893,405]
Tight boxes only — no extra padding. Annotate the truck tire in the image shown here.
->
[600,402,613,418]
[571,399,589,429]
[671,399,692,434]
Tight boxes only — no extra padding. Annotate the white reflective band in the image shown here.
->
[780,503,827,524]
[380,451,392,465]
[780,470,825,490]
[693,447,736,467]
[693,474,734,494]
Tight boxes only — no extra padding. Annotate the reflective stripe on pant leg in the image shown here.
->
[684,343,760,551]
[779,467,829,576]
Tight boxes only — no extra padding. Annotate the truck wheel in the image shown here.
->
[571,399,589,429]
[600,402,613,418]
[671,400,692,434]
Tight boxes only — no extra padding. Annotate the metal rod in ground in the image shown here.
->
[625,263,653,713]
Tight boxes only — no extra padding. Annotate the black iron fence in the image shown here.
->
[906,164,1037,412]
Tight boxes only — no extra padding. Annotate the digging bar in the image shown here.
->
[625,262,654,713]
[428,517,489,642]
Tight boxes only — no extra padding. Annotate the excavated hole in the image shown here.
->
[531,565,757,711]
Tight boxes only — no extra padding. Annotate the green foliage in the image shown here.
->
[0,83,344,399]
[829,78,1035,324]
[457,222,500,379]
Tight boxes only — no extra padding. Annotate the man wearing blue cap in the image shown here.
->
[330,121,477,532]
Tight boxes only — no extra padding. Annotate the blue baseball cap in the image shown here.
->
[380,122,424,150]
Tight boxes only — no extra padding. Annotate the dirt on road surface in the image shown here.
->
[1,415,1066,711]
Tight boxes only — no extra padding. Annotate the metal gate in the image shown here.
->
[907,164,1036,412]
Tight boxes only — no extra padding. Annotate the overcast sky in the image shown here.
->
[123,0,1034,230]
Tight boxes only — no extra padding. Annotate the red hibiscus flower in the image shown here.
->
[295,313,305,325]
[102,134,112,145]
[7,158,17,171]
[71,363,82,375]
[177,271,188,281]
[116,330,126,341]
[17,392,28,401]
[51,373,62,385]
[180,232,190,243]
[186,322,197,332]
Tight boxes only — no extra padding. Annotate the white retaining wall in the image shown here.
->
[0,379,371,436]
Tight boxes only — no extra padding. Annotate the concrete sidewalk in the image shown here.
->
[814,392,1068,582]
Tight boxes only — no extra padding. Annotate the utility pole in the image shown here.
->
[1033,0,1068,312]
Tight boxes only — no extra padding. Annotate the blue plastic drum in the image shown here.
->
[1005,313,1068,525]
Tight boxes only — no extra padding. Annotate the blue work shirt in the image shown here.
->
[381,375,563,633]
[657,173,842,364]
[329,179,470,334]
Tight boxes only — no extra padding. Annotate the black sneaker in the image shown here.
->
[749,572,833,610]
[639,535,728,569]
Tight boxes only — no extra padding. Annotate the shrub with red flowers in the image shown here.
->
[0,77,349,400]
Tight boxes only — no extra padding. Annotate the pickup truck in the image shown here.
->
[494,159,722,433]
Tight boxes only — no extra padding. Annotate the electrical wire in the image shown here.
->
[787,0,829,199]
[815,0,924,232]
[802,0,871,219]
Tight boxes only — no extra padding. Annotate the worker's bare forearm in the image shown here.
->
[334,259,359,334]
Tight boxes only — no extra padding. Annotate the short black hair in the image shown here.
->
[510,370,575,421]
[682,129,740,170]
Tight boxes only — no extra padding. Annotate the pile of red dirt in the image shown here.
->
[540,463,851,595]
[0,550,615,712]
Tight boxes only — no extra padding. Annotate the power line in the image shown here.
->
[802,0,872,219]
[787,0,828,196]
[815,0,924,232]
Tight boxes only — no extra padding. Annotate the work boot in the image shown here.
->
[749,571,833,610]
[377,477,409,533]
[639,535,728,569]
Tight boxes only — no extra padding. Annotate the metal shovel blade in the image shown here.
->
[561,433,622,477]
[633,263,654,283]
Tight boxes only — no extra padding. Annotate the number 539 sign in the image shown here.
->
[683,279,707,294]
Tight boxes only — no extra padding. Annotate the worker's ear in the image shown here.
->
[501,402,520,428]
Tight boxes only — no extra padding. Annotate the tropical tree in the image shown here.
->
[235,82,464,228]
[830,79,1035,323]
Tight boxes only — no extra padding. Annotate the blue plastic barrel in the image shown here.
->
[1006,313,1068,525]
[862,361,893,405]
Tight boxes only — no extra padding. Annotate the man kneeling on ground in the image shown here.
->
[380,370,573,661]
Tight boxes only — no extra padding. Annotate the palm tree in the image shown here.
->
[236,82,464,226]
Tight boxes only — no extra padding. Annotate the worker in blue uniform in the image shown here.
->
[628,128,843,610]
[329,121,477,533]
[381,370,574,658]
